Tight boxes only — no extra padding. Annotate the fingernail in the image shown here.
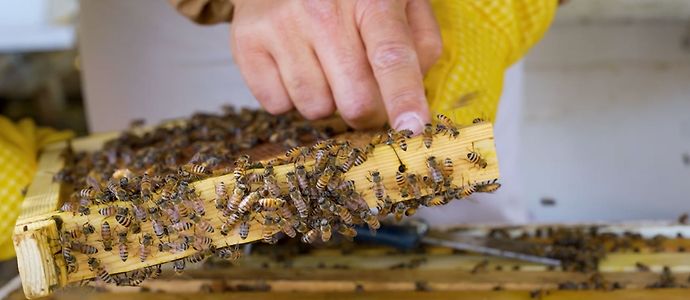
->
[394,112,424,135]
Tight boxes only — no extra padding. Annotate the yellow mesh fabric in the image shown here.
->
[426,0,557,124]
[0,117,73,260]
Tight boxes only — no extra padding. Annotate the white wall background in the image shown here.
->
[521,2,690,222]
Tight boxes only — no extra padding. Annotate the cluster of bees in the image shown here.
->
[53,108,498,286]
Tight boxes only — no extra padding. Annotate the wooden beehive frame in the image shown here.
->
[13,121,498,299]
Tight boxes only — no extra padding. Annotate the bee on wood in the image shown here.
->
[361,210,381,232]
[301,228,320,244]
[316,219,331,242]
[189,213,214,233]
[140,172,152,201]
[423,195,446,207]
[337,225,357,240]
[476,180,501,193]
[259,197,285,211]
[164,205,182,224]
[277,216,297,238]
[340,148,366,172]
[422,123,433,148]
[459,181,477,198]
[369,170,386,203]
[115,207,132,227]
[335,205,353,225]
[239,214,251,240]
[98,205,117,217]
[186,192,206,216]
[146,264,163,280]
[117,231,129,262]
[192,235,213,251]
[312,149,330,174]
[187,249,212,264]
[107,178,128,201]
[226,183,248,215]
[364,133,384,156]
[394,202,408,222]
[466,150,488,169]
[377,196,394,216]
[294,163,310,193]
[214,181,228,210]
[395,171,410,198]
[173,258,186,274]
[426,156,445,187]
[101,221,113,251]
[74,242,98,255]
[182,163,210,177]
[285,146,309,162]
[132,204,148,223]
[435,114,459,138]
[442,157,454,178]
[386,129,409,151]
[59,199,78,214]
[88,257,116,284]
[139,233,153,262]
[78,187,97,200]
[237,191,260,216]
[317,165,337,191]
[171,221,194,232]
[217,245,242,261]
[289,187,309,220]
[261,216,280,244]
[263,171,281,198]
[149,209,167,238]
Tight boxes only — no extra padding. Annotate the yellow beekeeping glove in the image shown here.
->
[0,117,73,260]
[426,0,557,124]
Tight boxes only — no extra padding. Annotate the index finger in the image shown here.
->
[358,0,431,134]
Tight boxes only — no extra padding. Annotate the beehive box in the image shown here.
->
[13,110,500,298]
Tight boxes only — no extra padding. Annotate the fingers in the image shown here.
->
[231,35,292,115]
[358,1,431,134]
[269,40,335,120]
[305,2,387,129]
[406,0,443,74]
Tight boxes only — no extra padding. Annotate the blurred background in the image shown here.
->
[1,0,688,223]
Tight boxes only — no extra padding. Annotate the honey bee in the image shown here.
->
[459,182,477,198]
[394,202,407,221]
[101,221,113,251]
[239,214,251,240]
[386,129,409,151]
[301,228,320,244]
[78,187,97,200]
[476,180,501,193]
[107,178,128,201]
[226,183,248,215]
[435,114,460,138]
[259,197,285,211]
[182,163,210,177]
[340,148,366,172]
[337,225,357,240]
[140,172,152,201]
[263,171,281,198]
[214,181,228,210]
[217,245,242,261]
[466,150,488,169]
[132,204,148,223]
[320,219,332,242]
[74,242,98,255]
[285,146,309,162]
[335,205,353,225]
[98,205,117,217]
[190,213,214,233]
[88,257,116,284]
[62,242,78,273]
[317,165,337,191]
[369,171,386,202]
[442,157,454,178]
[289,187,309,219]
[237,191,260,216]
[187,249,212,264]
[364,133,384,155]
[115,207,132,227]
[425,156,444,186]
[277,217,297,238]
[187,192,206,216]
[192,235,213,251]
[422,123,433,148]
[423,195,446,206]
[147,264,163,279]
[395,171,409,198]
[139,233,153,262]
[377,196,394,216]
[361,210,381,232]
[294,164,310,193]
[173,258,186,274]
[117,231,129,262]
[171,221,194,232]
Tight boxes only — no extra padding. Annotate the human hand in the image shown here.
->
[230,0,441,133]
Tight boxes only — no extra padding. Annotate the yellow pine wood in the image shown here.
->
[12,219,64,298]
